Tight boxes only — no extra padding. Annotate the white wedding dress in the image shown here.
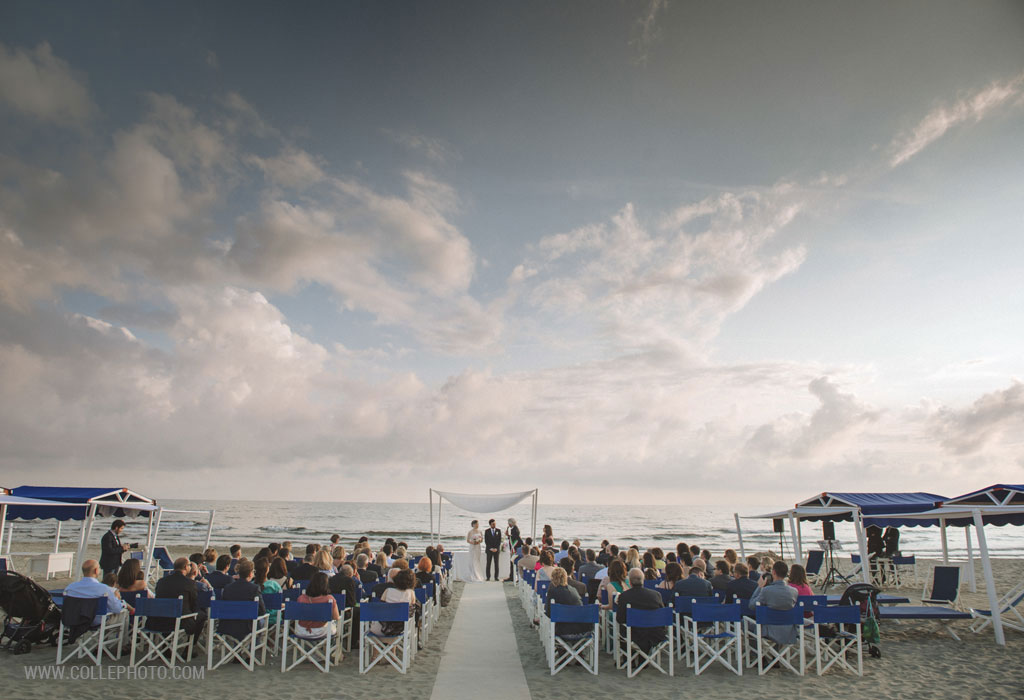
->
[466,527,486,582]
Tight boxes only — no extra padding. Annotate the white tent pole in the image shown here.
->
[788,512,801,563]
[145,511,154,556]
[853,510,871,584]
[75,503,98,581]
[144,507,163,582]
[796,518,803,560]
[965,525,976,593]
[939,518,948,563]
[54,521,61,553]
[438,496,442,549]
[0,505,6,558]
[6,523,13,555]
[429,489,434,547]
[972,509,1004,646]
[532,490,538,543]
[734,513,745,559]
[76,519,87,567]
[204,510,215,550]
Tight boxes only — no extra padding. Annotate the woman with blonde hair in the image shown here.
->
[313,548,334,575]
[625,548,642,571]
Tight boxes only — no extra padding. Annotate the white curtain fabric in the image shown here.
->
[434,489,535,513]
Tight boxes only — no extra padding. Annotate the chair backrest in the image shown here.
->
[893,555,916,565]
[523,569,536,585]
[657,589,674,607]
[210,599,258,621]
[62,595,107,625]
[673,595,717,615]
[153,547,174,569]
[283,601,332,622]
[929,566,960,602]
[643,580,659,590]
[797,594,828,611]
[129,551,145,561]
[550,603,599,624]
[121,589,150,608]
[692,602,741,623]
[850,554,862,564]
[283,587,305,603]
[812,604,860,625]
[414,588,430,605]
[293,580,310,591]
[262,591,283,612]
[535,580,551,599]
[137,596,183,619]
[331,593,346,610]
[360,601,410,623]
[754,604,803,626]
[625,605,673,628]
[197,588,213,610]
[805,550,825,575]
[578,570,590,585]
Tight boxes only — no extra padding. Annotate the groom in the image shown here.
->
[484,518,502,581]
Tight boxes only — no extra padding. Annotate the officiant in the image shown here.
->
[504,517,522,582]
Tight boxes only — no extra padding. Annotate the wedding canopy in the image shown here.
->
[429,488,538,546]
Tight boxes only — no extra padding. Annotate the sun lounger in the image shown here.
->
[878,605,971,640]
[969,580,1024,635]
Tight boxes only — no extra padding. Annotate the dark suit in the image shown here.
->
[152,572,206,642]
[357,568,378,585]
[328,572,359,608]
[673,574,714,598]
[725,576,758,604]
[99,529,124,575]
[484,527,502,581]
[204,570,233,591]
[218,580,265,640]
[710,574,733,593]
[616,584,666,652]
[290,562,318,583]
[545,585,591,635]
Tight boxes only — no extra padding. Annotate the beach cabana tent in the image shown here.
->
[863,498,1024,646]
[735,492,946,584]
[0,494,88,560]
[429,488,538,546]
[6,486,158,580]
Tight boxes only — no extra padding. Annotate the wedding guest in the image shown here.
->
[328,563,359,610]
[190,562,213,593]
[651,547,666,571]
[205,554,233,590]
[749,561,799,643]
[596,540,611,565]
[115,558,147,594]
[268,557,293,589]
[219,559,266,640]
[332,546,347,570]
[673,560,713,597]
[788,564,814,597]
[290,546,320,582]
[255,558,282,626]
[545,567,590,635]
[356,553,379,584]
[746,556,762,581]
[625,548,642,571]
[642,551,656,572]
[554,540,571,563]
[203,548,218,568]
[153,558,205,643]
[535,550,556,588]
[616,568,666,654]
[723,548,739,571]
[518,547,540,574]
[268,542,280,557]
[658,562,684,590]
[297,573,340,644]
[67,559,127,626]
[676,542,689,562]
[371,551,388,577]
[725,562,757,604]
[710,560,732,593]
[312,549,335,576]
[228,544,242,575]
[558,558,587,598]
[598,559,628,609]
[374,568,417,638]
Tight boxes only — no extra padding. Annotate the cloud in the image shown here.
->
[0,41,95,125]
[382,128,459,164]
[630,0,668,66]
[889,71,1024,167]
[930,380,1024,455]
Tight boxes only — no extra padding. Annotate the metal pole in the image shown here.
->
[939,518,948,563]
[734,513,745,559]
[54,521,62,553]
[75,503,98,581]
[788,512,801,564]
[0,505,6,559]
[438,496,442,549]
[853,510,871,584]
[429,489,434,547]
[796,519,804,560]
[972,509,1004,646]
[204,510,215,550]
[965,525,976,593]
[143,506,163,583]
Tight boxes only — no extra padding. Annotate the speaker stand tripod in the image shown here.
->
[820,540,850,590]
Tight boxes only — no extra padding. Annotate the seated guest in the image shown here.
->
[554,540,571,563]
[534,550,556,588]
[190,562,213,593]
[228,544,243,575]
[205,554,234,590]
[701,549,713,570]
[673,560,713,597]
[679,550,693,567]
[312,549,335,576]
[598,559,628,609]
[289,545,320,582]
[749,560,799,645]
[545,567,591,635]
[725,562,757,604]
[203,548,218,570]
[189,553,208,576]
[373,569,417,637]
[268,556,293,589]
[578,549,602,581]
[688,544,701,559]
[268,542,281,557]
[115,558,147,594]
[329,564,359,623]
[332,546,346,571]
[255,559,282,626]
[218,559,266,639]
[658,562,684,591]
[746,556,762,581]
[252,547,271,566]
[665,552,677,564]
[372,568,398,600]
[65,559,127,626]
[710,560,733,593]
[616,568,666,653]
[153,557,206,643]
[297,573,340,644]
[596,540,611,566]
[517,547,539,574]
[558,558,587,598]
[355,553,378,584]
[102,572,118,587]
[642,551,657,572]
[651,547,666,571]
[625,548,642,571]
[414,557,434,587]
[787,564,814,597]
[676,542,689,562]
[723,548,739,571]
[760,556,775,579]
[369,551,388,577]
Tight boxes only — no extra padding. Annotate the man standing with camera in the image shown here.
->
[100,519,131,576]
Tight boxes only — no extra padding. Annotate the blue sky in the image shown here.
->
[1,1,1022,503]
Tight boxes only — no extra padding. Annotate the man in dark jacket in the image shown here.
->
[218,559,266,640]
[100,520,129,575]
[204,554,234,590]
[616,568,666,653]
[725,562,758,604]
[152,557,206,643]
[673,562,714,598]
[354,553,378,585]
[289,544,320,582]
[709,560,733,594]
[329,564,359,608]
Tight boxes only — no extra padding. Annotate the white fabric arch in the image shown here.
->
[429,488,538,546]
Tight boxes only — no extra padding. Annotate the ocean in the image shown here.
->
[7,499,1021,559]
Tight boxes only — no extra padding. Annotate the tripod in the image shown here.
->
[820,540,850,590]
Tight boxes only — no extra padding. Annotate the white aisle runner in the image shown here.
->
[429,583,531,700]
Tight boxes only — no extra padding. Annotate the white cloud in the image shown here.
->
[889,71,1024,167]
[0,41,95,125]
[930,380,1024,455]
[630,0,668,66]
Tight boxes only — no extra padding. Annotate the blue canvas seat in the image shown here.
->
[547,603,600,675]
[753,604,805,675]
[691,603,743,675]
[206,598,269,671]
[622,605,674,677]
[812,605,861,675]
[130,596,196,668]
[281,601,334,673]
[359,602,414,674]
[922,566,963,609]
[970,580,1024,635]
[56,596,122,665]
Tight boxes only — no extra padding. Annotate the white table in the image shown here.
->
[28,552,74,580]
[451,549,511,582]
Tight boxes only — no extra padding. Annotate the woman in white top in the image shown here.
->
[373,569,417,636]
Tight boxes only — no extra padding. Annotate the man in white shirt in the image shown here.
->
[64,559,128,626]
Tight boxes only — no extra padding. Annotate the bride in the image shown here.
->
[465,520,486,582]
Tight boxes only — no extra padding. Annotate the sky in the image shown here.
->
[1,1,1023,505]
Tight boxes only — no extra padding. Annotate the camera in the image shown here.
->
[129,542,140,549]
[762,573,773,584]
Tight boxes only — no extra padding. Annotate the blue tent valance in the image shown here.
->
[793,491,946,526]
[6,486,156,521]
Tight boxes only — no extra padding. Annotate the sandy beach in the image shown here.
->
[2,542,1022,699]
